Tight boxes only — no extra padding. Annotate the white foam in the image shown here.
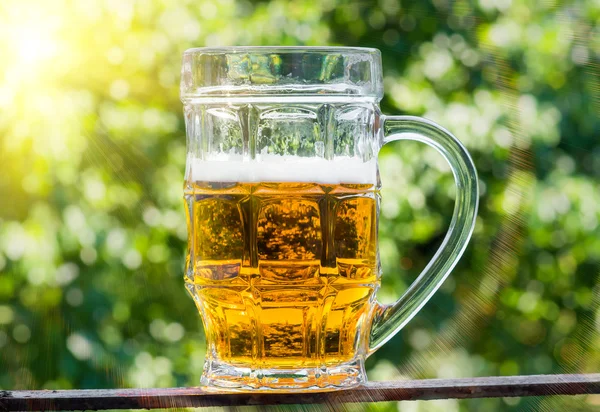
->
[188,155,377,184]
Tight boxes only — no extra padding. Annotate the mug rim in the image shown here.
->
[181,45,383,99]
[183,46,380,56]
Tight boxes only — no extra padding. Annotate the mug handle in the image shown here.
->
[368,115,479,354]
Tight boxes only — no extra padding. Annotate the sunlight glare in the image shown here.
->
[1,6,63,86]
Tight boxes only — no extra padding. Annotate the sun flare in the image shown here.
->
[0,4,64,87]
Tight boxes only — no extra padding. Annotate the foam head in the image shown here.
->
[188,155,377,184]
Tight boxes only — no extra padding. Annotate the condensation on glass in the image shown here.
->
[180,47,478,391]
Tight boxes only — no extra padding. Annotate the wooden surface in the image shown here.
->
[1,374,599,411]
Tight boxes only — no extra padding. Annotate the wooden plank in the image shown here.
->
[1,374,599,411]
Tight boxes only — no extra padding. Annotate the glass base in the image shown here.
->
[201,359,366,391]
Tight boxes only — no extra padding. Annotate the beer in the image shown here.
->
[181,46,480,391]
[184,158,380,387]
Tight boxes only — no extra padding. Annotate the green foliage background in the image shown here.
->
[1,0,599,410]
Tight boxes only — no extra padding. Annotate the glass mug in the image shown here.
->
[181,47,478,391]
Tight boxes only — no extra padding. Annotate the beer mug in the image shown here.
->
[181,47,478,391]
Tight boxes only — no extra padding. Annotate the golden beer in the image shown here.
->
[184,180,379,387]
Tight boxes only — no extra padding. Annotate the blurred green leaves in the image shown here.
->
[0,0,599,411]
